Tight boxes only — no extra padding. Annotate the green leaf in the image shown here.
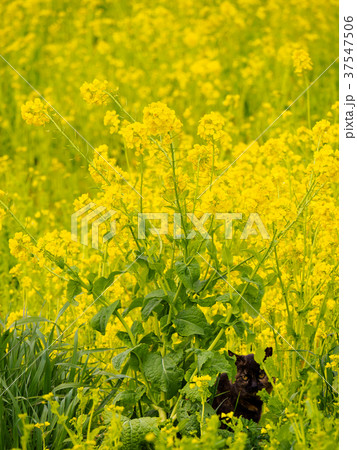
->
[180,383,202,402]
[92,271,120,300]
[238,274,265,318]
[216,293,236,303]
[122,298,143,318]
[113,386,145,407]
[193,349,236,379]
[121,417,159,450]
[175,258,200,289]
[116,331,132,347]
[112,345,143,372]
[141,297,164,321]
[139,332,161,345]
[193,296,217,307]
[131,321,144,337]
[90,300,120,335]
[233,319,246,337]
[142,353,184,399]
[173,307,208,337]
[145,289,167,300]
[87,272,97,284]
[254,347,266,365]
[66,280,82,302]
[216,292,240,312]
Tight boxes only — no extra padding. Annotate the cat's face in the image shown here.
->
[229,348,273,397]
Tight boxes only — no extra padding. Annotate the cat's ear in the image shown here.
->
[228,350,245,365]
[263,347,273,361]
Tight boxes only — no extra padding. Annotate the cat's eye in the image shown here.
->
[242,375,249,381]
[259,372,265,379]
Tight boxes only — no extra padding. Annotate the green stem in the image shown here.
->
[170,142,187,241]
[114,311,136,346]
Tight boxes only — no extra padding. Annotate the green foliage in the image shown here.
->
[90,300,120,335]
[142,353,184,399]
[175,258,200,290]
[0,324,114,450]
[173,307,209,337]
[121,417,159,450]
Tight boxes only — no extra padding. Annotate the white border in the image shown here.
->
[340,0,357,448]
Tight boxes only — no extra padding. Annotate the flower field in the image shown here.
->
[0,0,339,449]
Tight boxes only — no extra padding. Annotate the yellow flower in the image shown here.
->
[104,110,120,134]
[197,112,225,141]
[221,411,234,419]
[190,374,212,388]
[42,393,54,401]
[80,79,109,105]
[21,99,50,126]
[292,49,313,76]
[121,122,149,153]
[145,432,156,442]
[143,101,182,135]
[9,232,34,261]
[223,94,240,108]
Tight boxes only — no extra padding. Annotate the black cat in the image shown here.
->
[213,347,273,424]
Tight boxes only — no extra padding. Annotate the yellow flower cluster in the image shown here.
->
[325,354,339,370]
[120,121,149,154]
[9,232,35,261]
[197,112,225,141]
[189,374,211,389]
[292,49,313,76]
[104,110,120,134]
[80,79,109,105]
[21,99,49,126]
[143,101,182,136]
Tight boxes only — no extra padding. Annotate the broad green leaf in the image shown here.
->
[121,417,159,450]
[216,293,237,303]
[194,296,217,307]
[192,279,207,293]
[141,297,164,321]
[254,347,266,365]
[233,319,246,337]
[173,307,208,336]
[92,271,120,299]
[131,320,144,336]
[139,332,161,345]
[175,258,200,289]
[116,331,132,347]
[90,300,120,335]
[113,386,145,407]
[193,349,236,379]
[112,345,143,372]
[216,292,241,312]
[122,297,143,317]
[144,289,167,300]
[142,353,184,399]
[66,280,82,302]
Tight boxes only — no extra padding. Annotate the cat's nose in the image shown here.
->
[251,380,258,389]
